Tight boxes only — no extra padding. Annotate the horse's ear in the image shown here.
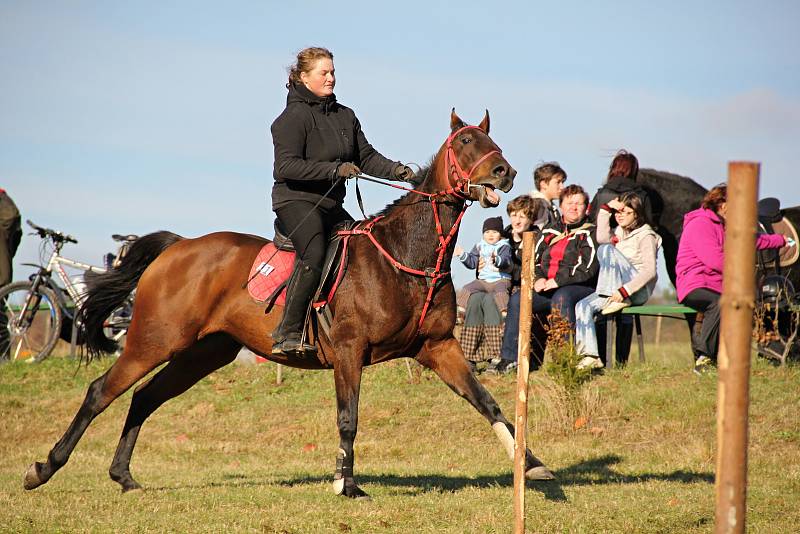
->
[478,110,490,134]
[450,108,465,132]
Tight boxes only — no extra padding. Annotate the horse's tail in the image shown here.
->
[79,231,184,357]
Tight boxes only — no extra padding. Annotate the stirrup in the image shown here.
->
[271,335,317,358]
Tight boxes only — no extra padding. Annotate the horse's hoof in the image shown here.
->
[121,481,143,493]
[333,478,371,500]
[23,462,44,490]
[346,486,371,500]
[525,465,556,481]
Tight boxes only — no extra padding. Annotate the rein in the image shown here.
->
[338,125,501,333]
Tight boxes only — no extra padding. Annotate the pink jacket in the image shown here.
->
[675,208,786,302]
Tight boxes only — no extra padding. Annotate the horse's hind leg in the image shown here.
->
[109,335,240,492]
[416,337,555,480]
[23,349,172,490]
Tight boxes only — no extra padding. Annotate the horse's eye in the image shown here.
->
[460,136,472,144]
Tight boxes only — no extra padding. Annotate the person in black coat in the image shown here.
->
[269,47,416,357]
[588,150,656,228]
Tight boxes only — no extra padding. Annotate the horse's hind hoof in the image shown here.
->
[23,462,45,490]
[121,481,143,493]
[525,465,556,481]
[347,487,371,501]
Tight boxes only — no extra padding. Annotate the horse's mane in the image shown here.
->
[372,159,436,218]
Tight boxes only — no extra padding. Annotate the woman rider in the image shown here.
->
[270,47,416,357]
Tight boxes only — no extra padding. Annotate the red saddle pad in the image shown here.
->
[247,242,295,305]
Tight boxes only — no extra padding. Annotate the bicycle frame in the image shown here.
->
[23,247,106,319]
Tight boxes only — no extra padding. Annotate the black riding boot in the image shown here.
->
[271,260,320,357]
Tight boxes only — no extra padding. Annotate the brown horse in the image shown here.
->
[23,110,555,499]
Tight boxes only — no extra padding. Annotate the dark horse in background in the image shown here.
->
[638,168,800,360]
[23,111,556,499]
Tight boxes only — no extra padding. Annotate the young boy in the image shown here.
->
[530,162,566,231]
[455,216,513,314]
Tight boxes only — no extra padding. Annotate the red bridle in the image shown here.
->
[331,125,505,334]
[444,125,503,194]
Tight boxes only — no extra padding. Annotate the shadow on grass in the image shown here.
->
[142,454,713,502]
[271,454,713,502]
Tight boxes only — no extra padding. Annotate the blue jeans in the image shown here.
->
[500,291,521,361]
[500,284,593,362]
[575,245,650,356]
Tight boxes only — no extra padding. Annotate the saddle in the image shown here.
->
[757,197,799,269]
[246,219,359,341]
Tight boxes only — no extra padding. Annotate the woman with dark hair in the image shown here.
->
[588,150,654,227]
[574,191,661,369]
[270,47,416,357]
[676,184,788,373]
[588,150,654,364]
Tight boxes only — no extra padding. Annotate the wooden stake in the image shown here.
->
[715,162,758,534]
[513,231,536,534]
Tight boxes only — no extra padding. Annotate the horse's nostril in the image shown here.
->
[492,165,507,177]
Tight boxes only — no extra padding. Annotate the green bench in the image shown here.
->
[605,304,698,369]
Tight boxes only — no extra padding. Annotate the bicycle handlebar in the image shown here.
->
[26,219,78,244]
[25,220,139,247]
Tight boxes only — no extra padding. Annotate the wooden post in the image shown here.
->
[513,231,535,534]
[714,162,758,534]
[276,363,283,385]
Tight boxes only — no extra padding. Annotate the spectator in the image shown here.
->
[588,150,655,227]
[487,196,541,374]
[455,216,513,314]
[530,162,566,231]
[532,184,599,331]
[454,216,513,371]
[574,191,661,370]
[676,184,788,374]
[589,150,656,364]
[0,187,22,357]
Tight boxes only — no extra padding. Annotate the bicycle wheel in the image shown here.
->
[0,281,63,363]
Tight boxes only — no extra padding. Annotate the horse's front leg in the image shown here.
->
[332,343,369,499]
[417,336,555,480]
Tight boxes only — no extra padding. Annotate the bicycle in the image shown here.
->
[0,220,138,363]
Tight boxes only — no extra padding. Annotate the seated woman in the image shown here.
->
[574,192,661,370]
[676,184,788,373]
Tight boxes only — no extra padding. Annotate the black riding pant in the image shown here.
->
[681,288,721,360]
[274,200,353,272]
[273,201,354,338]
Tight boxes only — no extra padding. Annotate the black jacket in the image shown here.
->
[534,218,598,288]
[270,83,399,210]
[588,177,657,229]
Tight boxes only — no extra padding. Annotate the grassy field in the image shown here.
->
[1,343,798,533]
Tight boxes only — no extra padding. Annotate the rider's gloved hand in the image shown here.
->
[336,162,361,179]
[393,164,417,184]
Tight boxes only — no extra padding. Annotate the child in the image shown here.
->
[574,191,661,369]
[455,216,513,314]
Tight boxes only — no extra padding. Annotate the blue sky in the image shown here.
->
[2,1,799,290]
